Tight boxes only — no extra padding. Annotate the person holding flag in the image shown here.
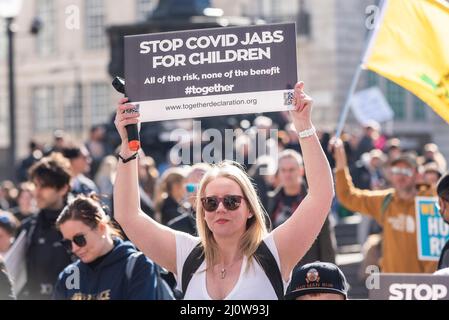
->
[332,138,437,273]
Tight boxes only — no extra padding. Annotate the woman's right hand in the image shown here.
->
[114,98,140,147]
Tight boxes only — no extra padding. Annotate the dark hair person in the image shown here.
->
[53,195,160,300]
[19,153,73,300]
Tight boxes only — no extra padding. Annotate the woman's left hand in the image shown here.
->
[289,81,313,131]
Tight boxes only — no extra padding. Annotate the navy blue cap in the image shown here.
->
[285,262,349,300]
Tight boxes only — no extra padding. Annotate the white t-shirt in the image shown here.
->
[175,232,290,300]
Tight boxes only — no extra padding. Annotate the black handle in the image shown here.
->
[112,76,140,151]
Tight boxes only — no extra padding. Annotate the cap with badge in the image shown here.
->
[285,262,349,300]
[389,152,418,169]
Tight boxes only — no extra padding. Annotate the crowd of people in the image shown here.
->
[0,81,448,300]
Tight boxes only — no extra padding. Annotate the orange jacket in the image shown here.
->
[336,167,437,273]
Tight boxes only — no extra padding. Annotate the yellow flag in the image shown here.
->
[363,0,449,123]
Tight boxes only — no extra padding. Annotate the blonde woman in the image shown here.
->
[113,82,334,299]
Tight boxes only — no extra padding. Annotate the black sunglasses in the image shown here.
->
[201,195,246,212]
[61,234,87,251]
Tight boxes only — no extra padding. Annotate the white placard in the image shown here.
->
[351,86,394,125]
[3,230,27,296]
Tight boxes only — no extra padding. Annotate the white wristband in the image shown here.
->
[297,126,316,139]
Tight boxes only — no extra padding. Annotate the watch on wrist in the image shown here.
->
[297,126,316,139]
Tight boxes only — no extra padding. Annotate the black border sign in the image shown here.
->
[125,23,297,122]
[369,273,449,300]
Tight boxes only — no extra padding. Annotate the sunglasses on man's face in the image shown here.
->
[61,234,87,251]
[391,167,414,177]
[201,195,246,212]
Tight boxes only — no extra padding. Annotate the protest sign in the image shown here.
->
[416,197,449,261]
[369,273,449,300]
[350,86,394,125]
[4,230,27,296]
[124,23,297,122]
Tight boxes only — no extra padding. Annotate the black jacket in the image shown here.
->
[438,239,449,270]
[267,186,336,266]
[18,208,74,300]
[267,185,308,228]
[167,209,197,236]
[160,196,183,226]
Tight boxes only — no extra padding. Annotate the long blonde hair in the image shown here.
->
[196,161,268,268]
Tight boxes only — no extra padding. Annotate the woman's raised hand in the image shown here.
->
[114,98,140,145]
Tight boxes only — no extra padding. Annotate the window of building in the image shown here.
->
[90,83,111,126]
[32,86,56,132]
[412,94,428,121]
[386,80,406,120]
[36,0,56,56]
[85,0,106,50]
[136,0,158,21]
[257,0,299,21]
[63,84,83,132]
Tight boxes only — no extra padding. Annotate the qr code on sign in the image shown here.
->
[284,92,294,106]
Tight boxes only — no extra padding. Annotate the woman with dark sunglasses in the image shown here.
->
[52,195,161,300]
[113,82,334,299]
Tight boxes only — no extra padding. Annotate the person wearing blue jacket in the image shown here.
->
[53,195,159,300]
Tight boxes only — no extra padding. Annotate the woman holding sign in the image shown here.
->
[113,82,334,299]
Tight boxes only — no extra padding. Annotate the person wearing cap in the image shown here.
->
[422,143,447,173]
[285,262,348,300]
[422,162,443,188]
[332,138,437,273]
[44,130,67,156]
[385,138,402,162]
[434,174,449,271]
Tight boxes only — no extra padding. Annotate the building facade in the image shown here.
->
[0,0,448,179]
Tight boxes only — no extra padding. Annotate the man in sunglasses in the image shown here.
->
[332,139,437,273]
[18,153,74,299]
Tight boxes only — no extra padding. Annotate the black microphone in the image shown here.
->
[112,77,140,151]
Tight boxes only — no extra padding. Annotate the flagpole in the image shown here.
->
[334,0,387,139]
[335,64,363,139]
